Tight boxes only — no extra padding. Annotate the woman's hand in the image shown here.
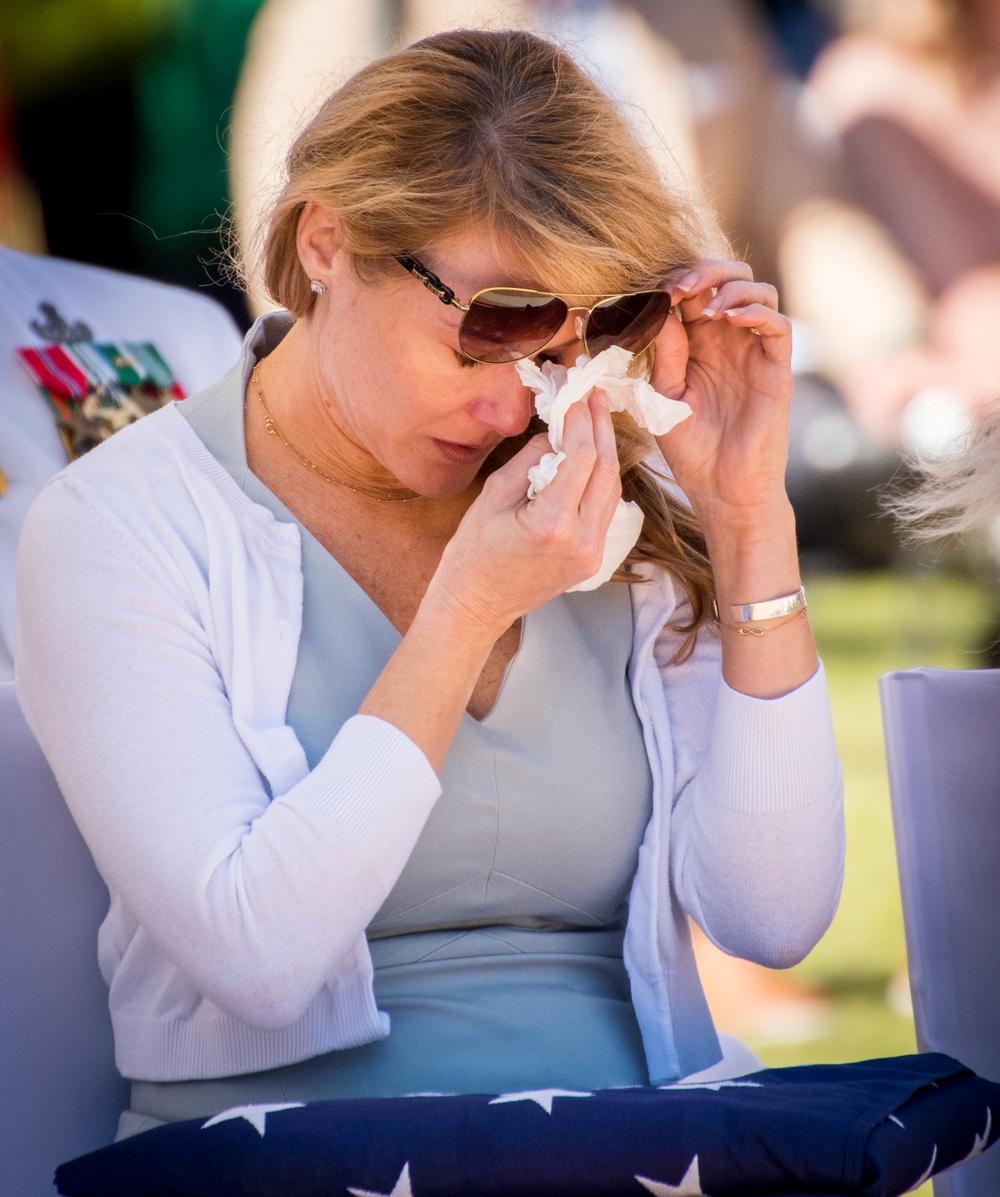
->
[426,390,622,643]
[360,391,622,769]
[646,259,818,700]
[649,259,793,527]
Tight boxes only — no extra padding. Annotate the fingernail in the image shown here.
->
[675,271,698,292]
[702,302,720,317]
[723,309,742,317]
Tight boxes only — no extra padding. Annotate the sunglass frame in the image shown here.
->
[394,253,675,365]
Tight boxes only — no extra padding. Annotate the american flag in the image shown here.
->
[55,1053,998,1197]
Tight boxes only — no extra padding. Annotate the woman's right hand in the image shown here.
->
[359,388,622,770]
[426,389,623,643]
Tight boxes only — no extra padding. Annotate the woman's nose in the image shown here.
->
[470,370,535,438]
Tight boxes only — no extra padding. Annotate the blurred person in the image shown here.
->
[886,397,1000,665]
[797,0,1000,449]
[626,0,836,290]
[16,30,843,1140]
[888,396,1000,563]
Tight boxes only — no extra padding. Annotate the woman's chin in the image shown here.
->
[402,461,487,502]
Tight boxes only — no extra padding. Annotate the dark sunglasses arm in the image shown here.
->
[394,254,470,312]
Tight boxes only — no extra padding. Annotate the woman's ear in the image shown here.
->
[296,201,344,288]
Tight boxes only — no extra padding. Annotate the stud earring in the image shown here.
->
[310,279,326,294]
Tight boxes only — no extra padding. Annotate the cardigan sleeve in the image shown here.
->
[654,598,845,968]
[15,475,441,1030]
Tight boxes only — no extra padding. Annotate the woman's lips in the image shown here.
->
[432,438,496,463]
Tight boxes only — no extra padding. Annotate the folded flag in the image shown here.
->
[55,1053,999,1197]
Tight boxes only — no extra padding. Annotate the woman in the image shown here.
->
[14,29,844,1135]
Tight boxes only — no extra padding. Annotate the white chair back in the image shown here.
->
[0,680,127,1195]
[880,666,1000,1197]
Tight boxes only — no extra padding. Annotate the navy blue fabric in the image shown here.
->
[56,1054,999,1197]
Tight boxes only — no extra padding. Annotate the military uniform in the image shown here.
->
[0,246,245,681]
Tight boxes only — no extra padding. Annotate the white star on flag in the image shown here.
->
[348,1161,413,1197]
[200,1102,304,1137]
[905,1144,938,1193]
[658,1080,762,1093]
[488,1088,593,1114]
[958,1107,992,1166]
[636,1155,707,1195]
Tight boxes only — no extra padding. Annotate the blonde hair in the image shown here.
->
[888,401,1000,540]
[259,28,718,656]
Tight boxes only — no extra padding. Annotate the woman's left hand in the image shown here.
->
[649,259,793,526]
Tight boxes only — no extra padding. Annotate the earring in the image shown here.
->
[310,279,326,294]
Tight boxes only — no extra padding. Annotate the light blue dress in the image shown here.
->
[129,337,655,1122]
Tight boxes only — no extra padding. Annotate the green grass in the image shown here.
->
[745,568,993,1070]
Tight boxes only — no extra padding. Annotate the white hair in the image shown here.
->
[887,400,1000,540]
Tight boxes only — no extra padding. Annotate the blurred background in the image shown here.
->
[3,0,999,1118]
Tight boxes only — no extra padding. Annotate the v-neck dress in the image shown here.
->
[130,321,655,1118]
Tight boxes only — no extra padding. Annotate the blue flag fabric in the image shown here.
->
[55,1053,998,1197]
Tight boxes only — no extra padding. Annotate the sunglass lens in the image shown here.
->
[586,291,673,357]
[460,290,568,364]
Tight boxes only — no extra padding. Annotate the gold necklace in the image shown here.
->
[251,364,419,503]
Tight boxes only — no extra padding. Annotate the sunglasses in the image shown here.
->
[394,253,675,365]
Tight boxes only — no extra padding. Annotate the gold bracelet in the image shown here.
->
[715,608,808,636]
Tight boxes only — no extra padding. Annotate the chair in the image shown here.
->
[0,680,128,1196]
[880,666,1000,1197]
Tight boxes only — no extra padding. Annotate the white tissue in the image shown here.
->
[526,451,566,500]
[515,346,692,591]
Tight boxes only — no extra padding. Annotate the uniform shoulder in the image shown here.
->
[0,246,244,354]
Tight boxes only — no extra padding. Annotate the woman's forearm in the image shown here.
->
[359,597,499,772]
[659,616,844,967]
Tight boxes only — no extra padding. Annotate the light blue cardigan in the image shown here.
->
[15,346,844,1085]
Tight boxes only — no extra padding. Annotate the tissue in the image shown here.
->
[515,346,691,591]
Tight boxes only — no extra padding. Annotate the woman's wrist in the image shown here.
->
[690,490,796,539]
[700,498,803,609]
[418,577,511,655]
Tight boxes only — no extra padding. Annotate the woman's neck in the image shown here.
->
[243,319,482,539]
[248,319,417,503]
